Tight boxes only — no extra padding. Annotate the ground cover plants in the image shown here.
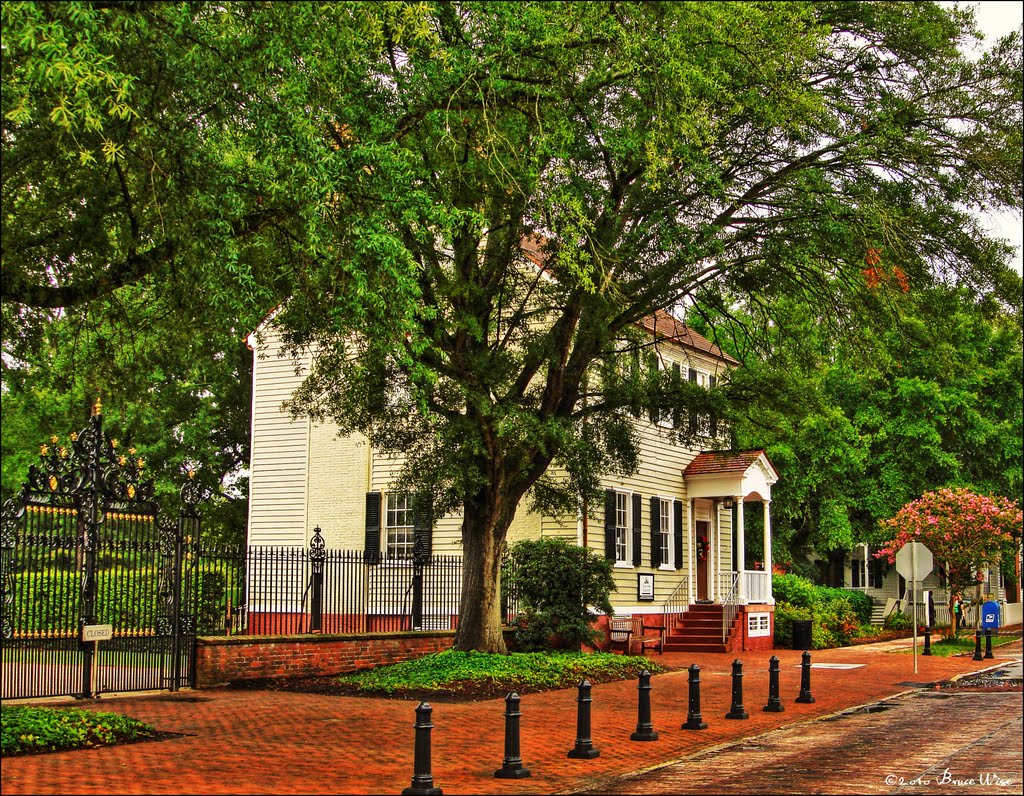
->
[336,650,667,700]
[1,705,155,757]
[243,649,670,702]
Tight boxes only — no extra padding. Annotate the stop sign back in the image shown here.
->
[895,541,933,581]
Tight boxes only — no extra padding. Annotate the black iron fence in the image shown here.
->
[199,529,521,637]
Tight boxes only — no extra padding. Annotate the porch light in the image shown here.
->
[722,497,734,509]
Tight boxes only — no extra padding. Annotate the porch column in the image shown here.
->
[762,499,773,605]
[735,495,746,603]
[862,543,869,589]
[688,499,695,604]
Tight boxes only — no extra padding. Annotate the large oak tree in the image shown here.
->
[3,2,1021,651]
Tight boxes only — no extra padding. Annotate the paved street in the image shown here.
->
[573,688,1022,795]
[2,636,1021,795]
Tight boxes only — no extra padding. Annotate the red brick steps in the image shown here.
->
[663,603,741,653]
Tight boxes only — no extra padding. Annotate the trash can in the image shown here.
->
[791,619,813,650]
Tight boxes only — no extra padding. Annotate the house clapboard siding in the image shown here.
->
[245,327,311,548]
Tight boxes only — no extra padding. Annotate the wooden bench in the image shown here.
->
[608,616,665,655]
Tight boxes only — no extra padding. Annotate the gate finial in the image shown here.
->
[92,398,103,417]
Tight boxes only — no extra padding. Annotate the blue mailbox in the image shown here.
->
[981,600,1000,630]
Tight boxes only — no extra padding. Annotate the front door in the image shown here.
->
[695,520,711,601]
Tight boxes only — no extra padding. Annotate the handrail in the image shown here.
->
[721,571,740,645]
[662,575,690,635]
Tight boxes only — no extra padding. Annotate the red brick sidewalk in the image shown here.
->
[2,635,1020,796]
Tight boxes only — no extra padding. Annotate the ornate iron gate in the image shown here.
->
[1,407,206,700]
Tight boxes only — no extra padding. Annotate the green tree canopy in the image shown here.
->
[3,2,1021,651]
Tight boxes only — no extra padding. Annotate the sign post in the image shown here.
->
[82,624,113,698]
[895,542,933,674]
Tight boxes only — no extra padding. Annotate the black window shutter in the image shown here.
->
[674,500,684,570]
[604,489,617,560]
[364,492,382,563]
[632,492,642,567]
[709,375,718,438]
[413,492,433,561]
[649,496,662,568]
[672,362,682,428]
[688,368,699,435]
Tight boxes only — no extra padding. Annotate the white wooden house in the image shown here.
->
[245,293,780,651]
[839,545,1017,628]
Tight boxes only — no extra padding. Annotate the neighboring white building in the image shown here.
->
[837,545,1018,628]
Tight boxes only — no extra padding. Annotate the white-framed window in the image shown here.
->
[659,497,673,568]
[615,491,630,564]
[748,612,771,637]
[386,493,414,559]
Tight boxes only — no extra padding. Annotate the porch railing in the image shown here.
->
[743,570,772,604]
[721,571,740,645]
[662,574,691,634]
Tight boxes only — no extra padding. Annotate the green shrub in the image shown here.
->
[773,601,811,647]
[771,573,872,649]
[506,538,616,652]
[1,706,154,757]
[884,610,913,630]
[771,573,818,608]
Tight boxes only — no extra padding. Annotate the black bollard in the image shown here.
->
[402,702,442,796]
[795,650,815,704]
[923,626,932,656]
[725,659,749,719]
[494,692,531,779]
[682,663,708,730]
[630,670,659,741]
[763,655,785,713]
[567,680,600,759]
[984,628,994,659]
[973,631,983,661]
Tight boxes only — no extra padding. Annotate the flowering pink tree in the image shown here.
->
[876,488,1022,636]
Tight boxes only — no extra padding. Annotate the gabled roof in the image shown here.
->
[639,309,740,365]
[683,449,778,479]
[682,449,779,502]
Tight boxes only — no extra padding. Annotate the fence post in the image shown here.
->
[309,527,325,633]
[411,560,424,631]
[78,405,103,700]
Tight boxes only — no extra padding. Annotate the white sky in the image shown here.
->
[958,1,1024,274]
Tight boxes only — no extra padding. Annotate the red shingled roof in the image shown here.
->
[683,449,777,477]
[639,308,739,365]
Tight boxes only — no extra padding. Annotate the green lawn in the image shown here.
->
[901,633,1018,657]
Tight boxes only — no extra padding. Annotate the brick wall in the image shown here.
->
[195,631,459,687]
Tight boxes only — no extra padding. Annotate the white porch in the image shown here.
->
[682,449,780,607]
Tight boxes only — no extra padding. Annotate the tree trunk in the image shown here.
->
[453,490,519,653]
